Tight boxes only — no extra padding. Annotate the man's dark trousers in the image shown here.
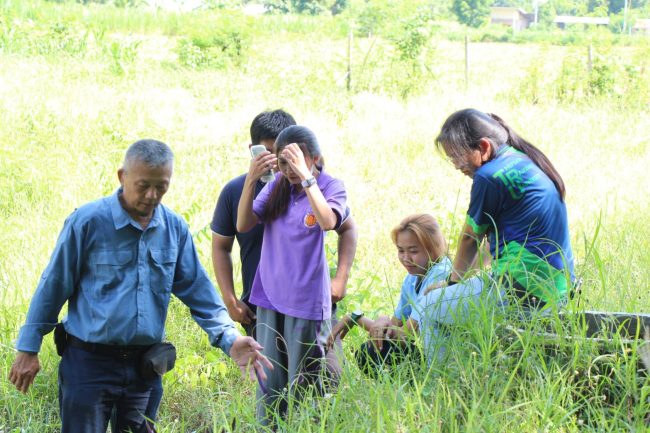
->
[58,345,163,433]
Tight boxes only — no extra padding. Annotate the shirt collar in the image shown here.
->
[495,145,512,157]
[110,188,165,231]
[423,256,452,278]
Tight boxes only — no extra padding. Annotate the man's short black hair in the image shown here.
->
[250,109,296,144]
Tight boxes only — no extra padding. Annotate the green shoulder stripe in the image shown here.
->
[465,214,489,235]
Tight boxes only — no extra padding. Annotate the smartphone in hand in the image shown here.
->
[250,144,274,183]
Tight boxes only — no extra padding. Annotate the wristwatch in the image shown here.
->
[301,176,317,189]
[350,310,364,325]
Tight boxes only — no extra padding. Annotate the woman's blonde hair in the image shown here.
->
[390,214,447,263]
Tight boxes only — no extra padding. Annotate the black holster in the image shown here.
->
[53,323,68,356]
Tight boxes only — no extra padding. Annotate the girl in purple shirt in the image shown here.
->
[237,125,347,425]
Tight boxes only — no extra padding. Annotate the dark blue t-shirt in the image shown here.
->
[211,174,264,305]
[467,146,575,301]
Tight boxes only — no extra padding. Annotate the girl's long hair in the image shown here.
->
[435,108,566,200]
[391,214,448,264]
[262,125,322,222]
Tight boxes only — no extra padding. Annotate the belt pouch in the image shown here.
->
[139,342,177,380]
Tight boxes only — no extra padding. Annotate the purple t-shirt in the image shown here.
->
[250,170,347,321]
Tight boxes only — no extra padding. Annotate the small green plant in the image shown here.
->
[43,22,89,56]
[392,10,433,62]
[105,38,140,76]
[588,59,617,97]
[385,8,438,98]
[554,55,588,102]
[355,1,388,36]
[176,14,251,69]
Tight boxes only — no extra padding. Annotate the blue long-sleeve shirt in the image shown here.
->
[16,189,239,354]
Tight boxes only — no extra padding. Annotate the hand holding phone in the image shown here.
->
[250,144,275,183]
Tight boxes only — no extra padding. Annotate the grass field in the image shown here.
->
[1,1,649,432]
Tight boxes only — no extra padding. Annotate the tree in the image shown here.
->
[588,0,609,15]
[451,0,492,27]
[550,0,588,15]
[492,0,530,7]
[538,1,557,25]
[263,0,348,14]
[609,0,626,13]
[605,0,648,15]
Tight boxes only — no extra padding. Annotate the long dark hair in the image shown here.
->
[435,108,566,200]
[262,125,323,222]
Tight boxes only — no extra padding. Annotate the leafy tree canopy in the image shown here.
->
[451,0,492,27]
[489,0,649,15]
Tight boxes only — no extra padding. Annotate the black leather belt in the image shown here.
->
[67,335,152,360]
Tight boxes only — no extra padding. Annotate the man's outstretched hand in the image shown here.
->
[229,336,273,381]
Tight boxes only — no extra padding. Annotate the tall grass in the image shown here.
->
[1,1,649,431]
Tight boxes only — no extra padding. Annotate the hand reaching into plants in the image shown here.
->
[369,316,393,350]
[229,336,273,381]
[326,315,354,350]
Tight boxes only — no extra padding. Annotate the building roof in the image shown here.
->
[554,15,610,25]
[491,6,529,16]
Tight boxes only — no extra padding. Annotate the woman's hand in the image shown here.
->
[248,149,277,182]
[388,326,408,342]
[368,316,392,350]
[280,143,311,181]
[371,316,392,330]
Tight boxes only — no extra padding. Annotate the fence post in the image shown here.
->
[347,29,353,92]
[464,34,469,90]
[588,44,593,74]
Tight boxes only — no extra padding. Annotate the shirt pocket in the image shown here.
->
[89,249,134,297]
[149,248,178,294]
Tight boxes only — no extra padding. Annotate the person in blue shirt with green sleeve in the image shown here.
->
[435,108,575,304]
[8,139,272,433]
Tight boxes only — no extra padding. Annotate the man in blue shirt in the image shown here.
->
[9,139,272,433]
